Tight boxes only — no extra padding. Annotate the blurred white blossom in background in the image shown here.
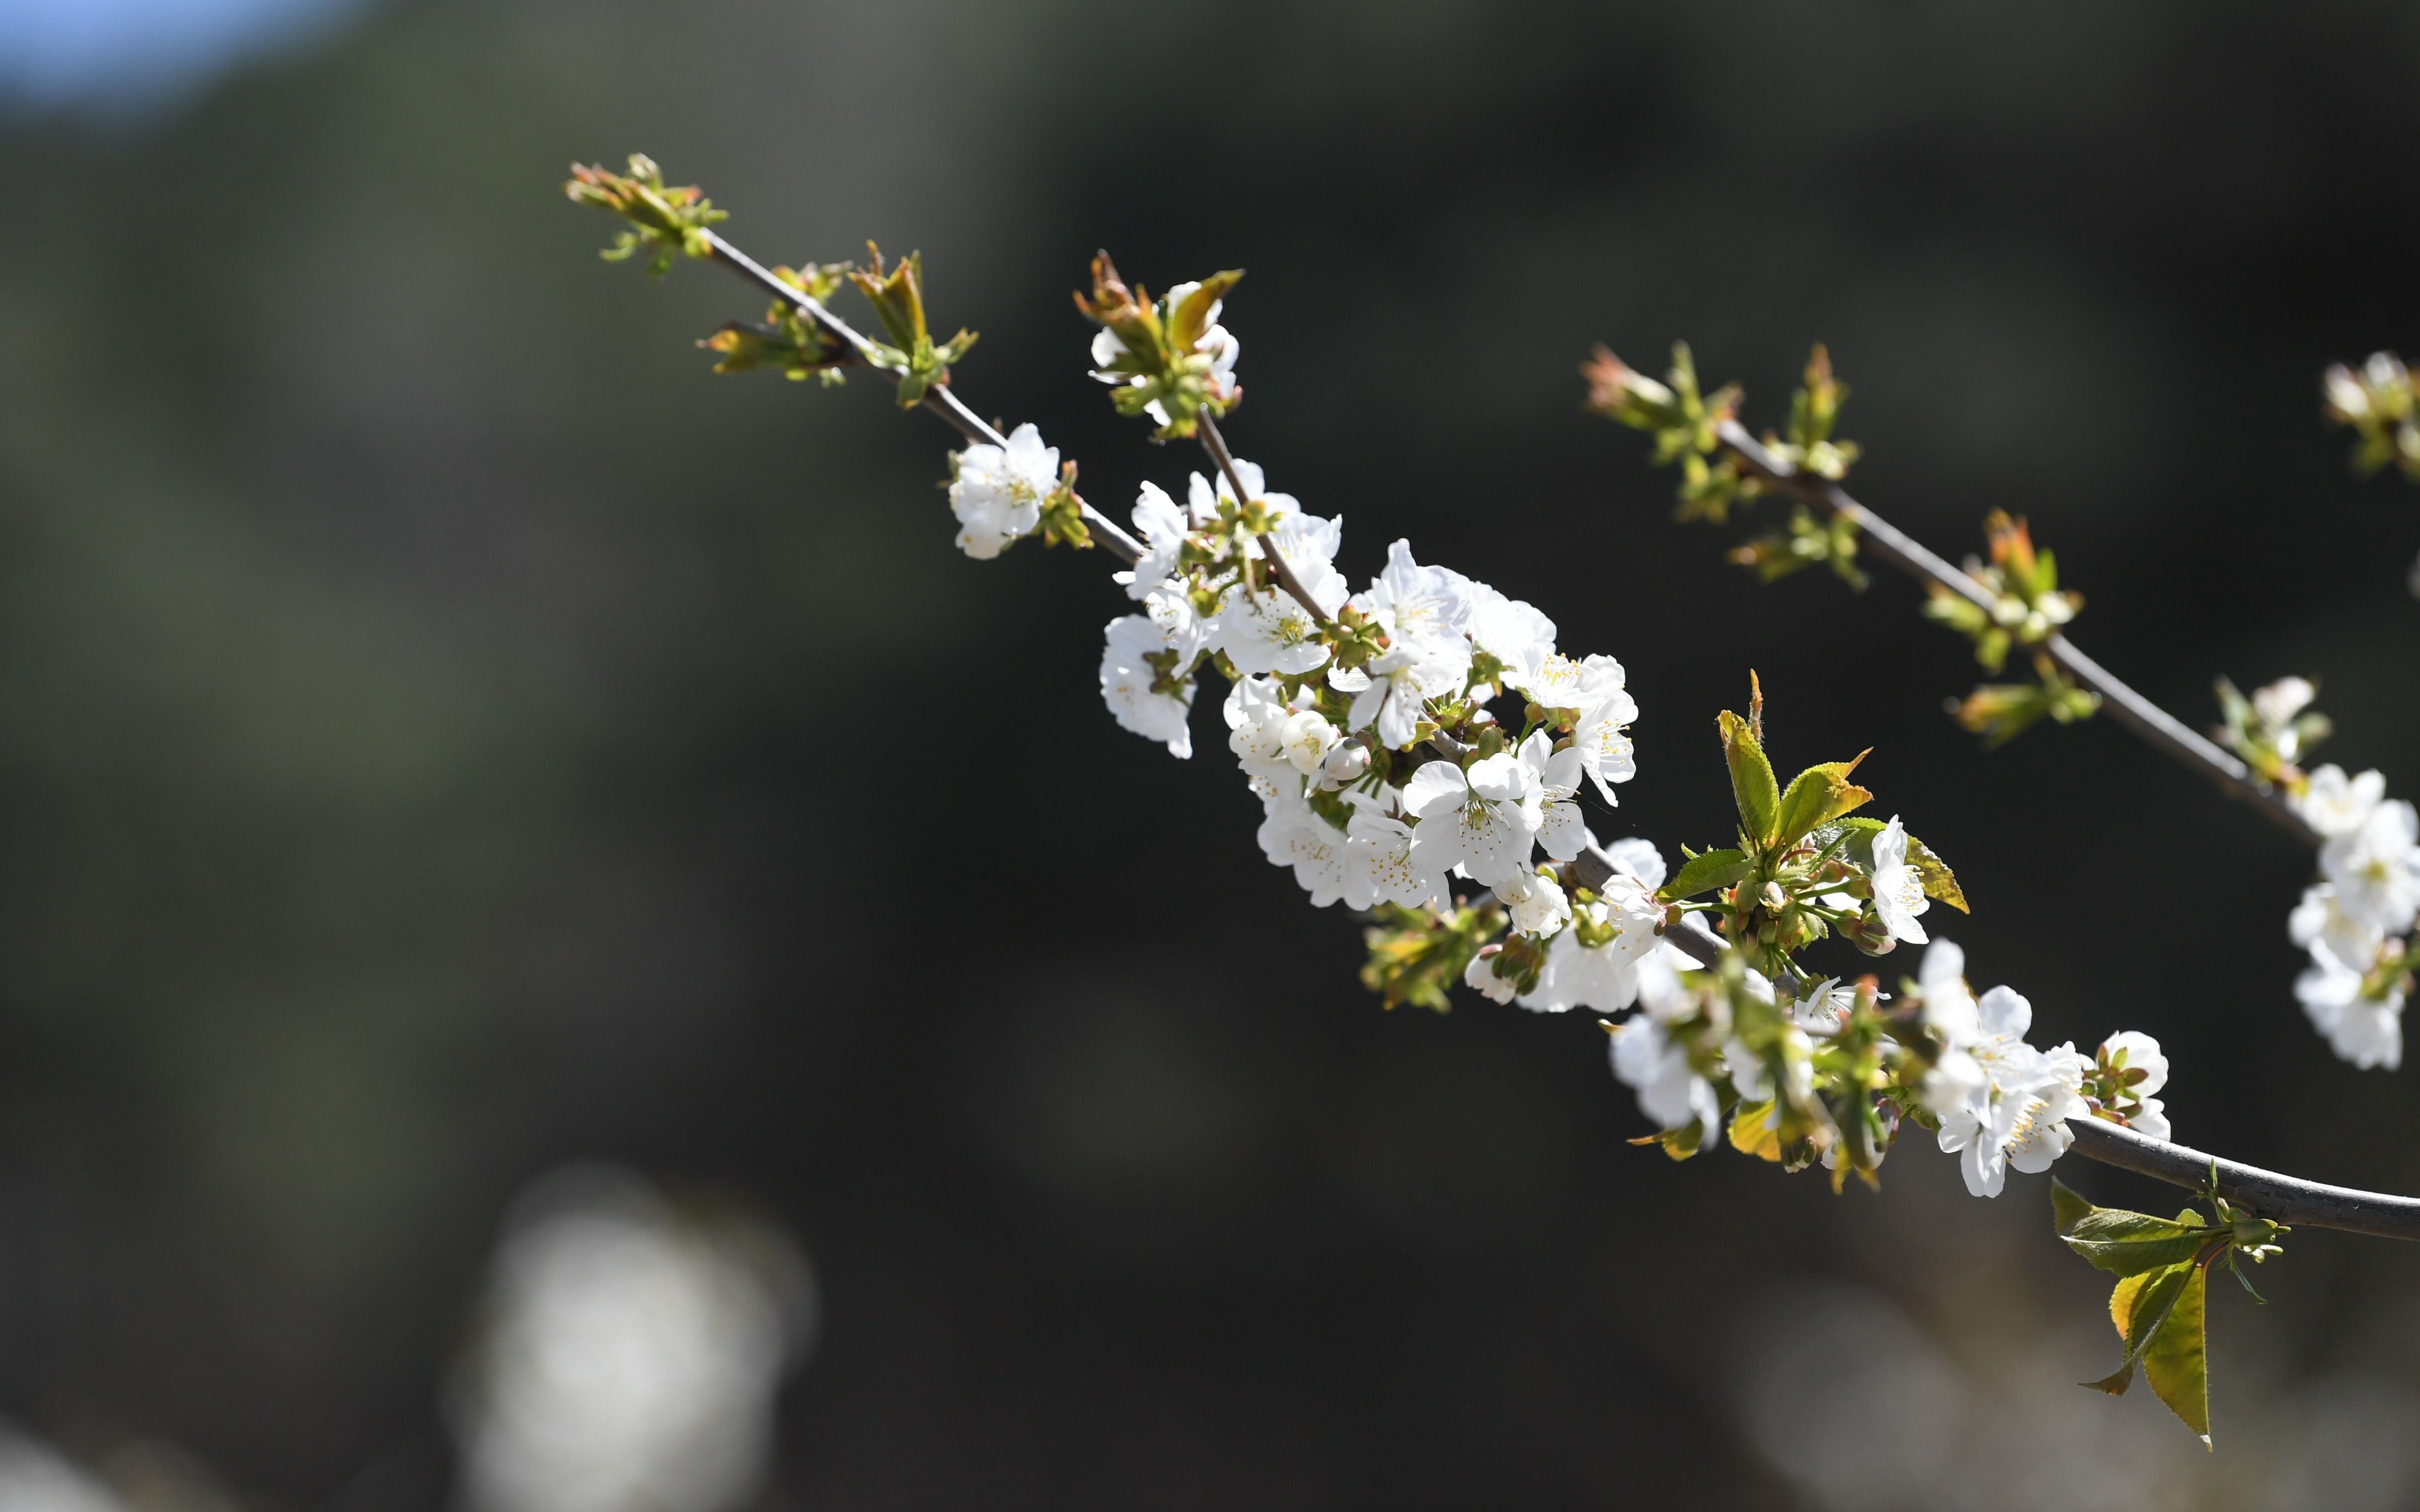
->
[1734,1281,2420,1512]
[0,1425,127,1512]
[452,1167,817,1512]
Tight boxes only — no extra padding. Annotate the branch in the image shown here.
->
[1711,419,2320,846]
[1196,411,1335,630]
[702,231,1147,566]
[1579,842,2420,1240]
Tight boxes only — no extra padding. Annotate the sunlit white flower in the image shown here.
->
[1915,938,1980,1047]
[1354,539,1475,663]
[2297,954,2405,1071]
[2251,675,2316,731]
[1099,613,1194,758]
[1868,816,1930,945]
[1185,458,1293,525]
[1463,950,1519,1005]
[1255,797,1371,909]
[2000,1042,2089,1178]
[1525,654,1638,804]
[1595,835,1668,890]
[2290,882,2385,973]
[1402,753,1541,887]
[1346,806,1448,908]
[1210,509,1349,675]
[2098,1029,2171,1141]
[1610,1016,1720,1141]
[1468,583,1557,697]
[2298,764,2387,839]
[1493,868,1573,938]
[1326,642,1466,750]
[1787,977,1859,1033]
[1223,675,1300,804]
[1930,984,2069,1197]
[1520,876,1667,1014]
[2319,798,2420,935]
[1517,730,1590,861]
[946,423,1057,560]
[1113,481,1190,601]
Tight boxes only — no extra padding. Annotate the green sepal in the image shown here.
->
[1657,848,1751,903]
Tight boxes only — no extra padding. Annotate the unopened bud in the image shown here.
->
[1318,742,1371,790]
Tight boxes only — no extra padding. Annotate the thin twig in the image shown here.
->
[1711,419,2320,846]
[1583,842,2420,1240]
[702,231,1146,565]
[1196,411,1335,628]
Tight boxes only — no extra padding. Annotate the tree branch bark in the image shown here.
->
[1710,419,2320,846]
[702,231,1147,566]
[1577,842,2420,1240]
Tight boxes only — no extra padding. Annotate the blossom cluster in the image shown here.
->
[1605,932,2169,1200]
[564,167,2190,1216]
[2287,756,2419,1070]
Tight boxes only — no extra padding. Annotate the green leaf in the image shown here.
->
[2144,1262,2212,1446]
[1906,834,1969,914]
[1657,848,1752,903]
[1629,1123,1704,1161]
[1773,754,1872,848]
[2054,1179,2213,1274]
[2051,1177,2098,1236]
[1728,1098,1781,1162]
[1166,269,1244,352]
[2061,1210,2214,1277]
[1716,710,1780,851]
[2087,1259,2193,1396]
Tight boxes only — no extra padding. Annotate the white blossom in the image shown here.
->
[2298,764,2387,839]
[1463,950,1519,1005]
[1518,730,1590,862]
[1185,458,1292,524]
[1468,583,1557,697]
[1326,643,1465,750]
[2290,882,2385,973]
[1519,876,1667,1014]
[1354,538,1475,660]
[2099,1029,2172,1141]
[2296,954,2405,1071]
[2000,1042,2090,1181]
[1402,753,1541,888]
[1493,868,1573,939]
[1346,806,1448,908]
[1112,480,1190,601]
[1224,675,1303,804]
[2318,797,2420,935]
[1868,816,1930,945]
[946,423,1058,560]
[1099,613,1194,758]
[1914,938,1980,1047]
[1278,708,1340,775]
[2251,675,2317,731]
[1525,653,1638,804]
[1596,835,1668,890]
[1610,1016,1721,1141]
[1255,797,1370,909]
[1209,509,1348,676]
[1929,984,2076,1197]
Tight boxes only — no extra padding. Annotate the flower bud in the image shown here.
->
[1318,741,1371,790]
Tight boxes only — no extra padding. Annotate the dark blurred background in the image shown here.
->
[2,1,2419,1507]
